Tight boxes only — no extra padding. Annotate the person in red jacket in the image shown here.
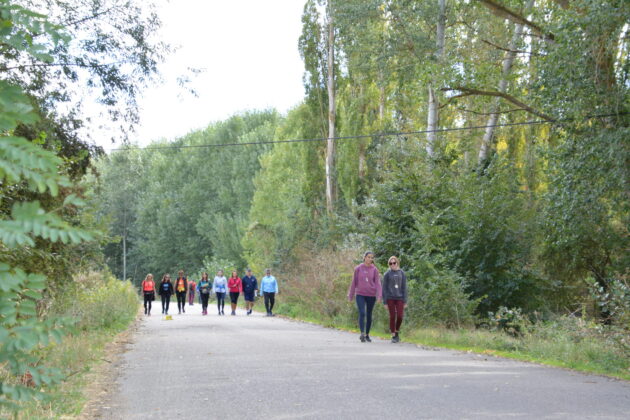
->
[228,270,242,316]
[141,273,156,316]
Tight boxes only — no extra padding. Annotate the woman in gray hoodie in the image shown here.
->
[382,256,407,343]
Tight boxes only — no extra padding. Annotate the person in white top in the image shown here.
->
[213,270,228,315]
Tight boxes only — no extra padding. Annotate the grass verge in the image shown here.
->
[0,272,139,419]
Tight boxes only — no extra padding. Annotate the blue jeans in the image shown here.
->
[356,295,376,334]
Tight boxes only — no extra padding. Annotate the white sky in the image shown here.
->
[96,0,306,150]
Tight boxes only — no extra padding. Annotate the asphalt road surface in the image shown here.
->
[96,302,630,419]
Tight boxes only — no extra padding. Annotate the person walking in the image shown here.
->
[348,251,382,343]
[188,277,197,306]
[228,270,242,316]
[141,274,156,316]
[174,270,188,314]
[198,272,212,315]
[241,268,258,315]
[158,274,174,315]
[213,270,228,315]
[260,268,278,316]
[382,256,408,343]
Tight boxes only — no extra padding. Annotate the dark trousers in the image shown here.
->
[386,299,405,333]
[216,292,226,312]
[176,291,186,312]
[161,295,170,313]
[229,292,240,304]
[200,293,210,311]
[356,295,376,334]
[263,292,275,313]
[143,292,153,313]
[189,290,195,305]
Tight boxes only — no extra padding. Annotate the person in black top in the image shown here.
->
[241,268,258,315]
[382,256,408,343]
[158,273,174,315]
[174,270,188,314]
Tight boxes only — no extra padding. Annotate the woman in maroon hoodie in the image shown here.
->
[348,251,382,342]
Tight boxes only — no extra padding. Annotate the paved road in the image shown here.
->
[97,302,630,419]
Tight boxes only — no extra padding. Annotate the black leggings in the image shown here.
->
[161,295,171,313]
[201,293,210,311]
[176,291,186,311]
[264,292,275,313]
[355,295,376,334]
[143,292,153,313]
[229,292,240,304]
[216,292,226,312]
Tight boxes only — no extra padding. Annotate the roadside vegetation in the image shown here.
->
[1,0,629,416]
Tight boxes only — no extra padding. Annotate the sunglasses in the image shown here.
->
[389,261,397,265]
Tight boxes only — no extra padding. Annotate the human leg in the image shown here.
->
[387,299,397,333]
[364,296,376,336]
[355,295,366,334]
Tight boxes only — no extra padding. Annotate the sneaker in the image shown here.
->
[183,308,185,313]
[247,310,251,316]
[360,334,366,343]
[365,335,372,342]
[221,310,225,315]
[391,335,397,343]
[394,333,400,343]
[231,311,236,316]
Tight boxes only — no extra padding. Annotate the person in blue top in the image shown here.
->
[260,268,278,317]
[197,272,212,316]
[241,268,258,316]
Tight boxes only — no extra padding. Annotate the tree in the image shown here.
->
[0,2,91,409]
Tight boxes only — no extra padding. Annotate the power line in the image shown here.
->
[110,113,624,152]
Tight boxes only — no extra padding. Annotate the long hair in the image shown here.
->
[144,273,153,283]
[161,273,170,283]
[201,272,208,280]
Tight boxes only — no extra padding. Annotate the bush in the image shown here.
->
[407,264,480,328]
[51,271,138,330]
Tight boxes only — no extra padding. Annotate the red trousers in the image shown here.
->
[386,299,405,333]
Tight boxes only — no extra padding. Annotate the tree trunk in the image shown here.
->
[426,0,446,157]
[478,0,533,164]
[325,3,336,215]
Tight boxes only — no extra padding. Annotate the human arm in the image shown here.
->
[382,271,389,306]
[402,271,408,307]
[375,268,382,303]
[347,267,358,301]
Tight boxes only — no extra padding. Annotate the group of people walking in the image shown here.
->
[140,268,279,317]
[347,252,408,344]
[141,251,407,344]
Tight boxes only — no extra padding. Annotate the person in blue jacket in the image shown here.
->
[260,268,278,316]
[241,268,258,315]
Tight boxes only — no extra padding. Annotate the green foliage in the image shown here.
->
[407,263,480,328]
[0,2,93,410]
[198,256,237,280]
[51,271,138,331]
[486,306,527,337]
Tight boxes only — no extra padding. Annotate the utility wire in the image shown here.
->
[110,113,625,152]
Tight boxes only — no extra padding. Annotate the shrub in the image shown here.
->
[51,271,138,331]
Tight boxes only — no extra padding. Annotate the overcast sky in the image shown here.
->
[96,0,306,150]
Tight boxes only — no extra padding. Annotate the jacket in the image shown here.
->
[382,269,407,303]
[158,280,174,296]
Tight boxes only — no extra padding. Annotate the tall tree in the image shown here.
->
[325,0,337,214]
